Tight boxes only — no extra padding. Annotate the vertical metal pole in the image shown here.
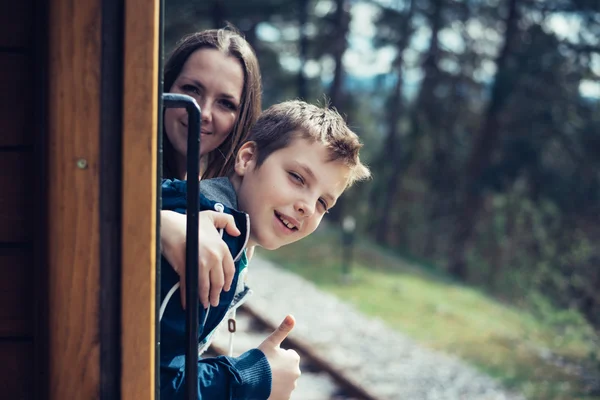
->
[162,93,201,400]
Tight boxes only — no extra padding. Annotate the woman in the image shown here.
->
[160,27,262,310]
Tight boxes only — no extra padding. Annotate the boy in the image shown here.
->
[159,100,371,399]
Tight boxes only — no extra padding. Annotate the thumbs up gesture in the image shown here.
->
[258,315,301,400]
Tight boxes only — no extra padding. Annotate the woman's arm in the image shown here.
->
[160,210,240,308]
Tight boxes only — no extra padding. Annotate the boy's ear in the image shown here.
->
[234,141,257,176]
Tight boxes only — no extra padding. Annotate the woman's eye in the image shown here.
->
[289,172,304,184]
[220,99,238,111]
[182,84,200,95]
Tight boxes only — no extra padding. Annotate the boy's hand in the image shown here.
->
[258,315,301,400]
[160,210,240,309]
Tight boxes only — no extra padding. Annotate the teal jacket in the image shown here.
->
[159,178,271,400]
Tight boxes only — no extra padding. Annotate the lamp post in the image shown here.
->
[341,215,356,281]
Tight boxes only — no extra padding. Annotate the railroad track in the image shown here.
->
[205,304,381,400]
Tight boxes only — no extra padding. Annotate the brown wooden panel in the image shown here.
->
[0,341,33,399]
[121,0,159,397]
[0,53,30,147]
[0,249,33,337]
[47,0,101,398]
[0,0,33,48]
[0,153,33,242]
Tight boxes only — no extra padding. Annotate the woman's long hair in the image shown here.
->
[163,26,262,179]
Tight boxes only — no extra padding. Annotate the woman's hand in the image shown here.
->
[160,210,240,309]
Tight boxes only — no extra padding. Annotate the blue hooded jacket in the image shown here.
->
[159,178,271,400]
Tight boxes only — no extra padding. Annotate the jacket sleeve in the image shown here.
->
[161,349,272,400]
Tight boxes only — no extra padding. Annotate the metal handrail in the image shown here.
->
[162,93,201,400]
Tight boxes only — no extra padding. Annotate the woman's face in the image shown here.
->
[164,48,244,161]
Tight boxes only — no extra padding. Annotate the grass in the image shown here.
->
[257,226,600,400]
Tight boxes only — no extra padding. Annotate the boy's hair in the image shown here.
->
[245,100,371,187]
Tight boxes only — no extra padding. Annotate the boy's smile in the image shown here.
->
[232,136,351,250]
[274,210,299,232]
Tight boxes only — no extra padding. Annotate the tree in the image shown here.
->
[372,0,417,243]
[328,0,351,108]
[448,0,521,279]
[297,0,310,99]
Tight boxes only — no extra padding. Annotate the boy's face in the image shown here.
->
[234,136,350,250]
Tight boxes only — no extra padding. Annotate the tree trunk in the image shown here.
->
[448,0,520,279]
[211,0,226,29]
[297,0,310,99]
[375,77,404,243]
[418,0,448,256]
[325,0,351,223]
[244,21,259,50]
[328,0,350,108]
[374,0,416,243]
[417,0,442,112]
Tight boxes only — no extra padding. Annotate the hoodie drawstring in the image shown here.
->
[215,203,239,357]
